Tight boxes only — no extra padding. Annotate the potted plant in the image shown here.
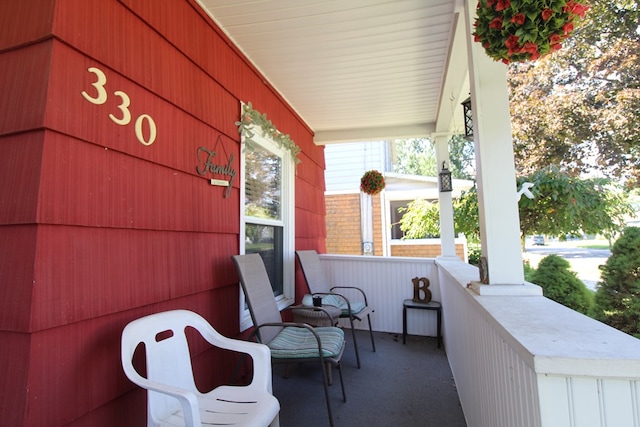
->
[473,0,589,64]
[360,170,386,195]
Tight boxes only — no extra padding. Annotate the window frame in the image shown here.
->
[239,116,295,332]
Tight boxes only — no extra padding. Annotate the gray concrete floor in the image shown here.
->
[271,330,467,427]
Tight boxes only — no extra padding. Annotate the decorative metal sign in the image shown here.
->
[196,135,236,198]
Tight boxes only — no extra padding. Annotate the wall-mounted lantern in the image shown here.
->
[462,96,473,140]
[439,161,453,192]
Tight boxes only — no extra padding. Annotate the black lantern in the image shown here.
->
[439,161,452,192]
[462,97,473,140]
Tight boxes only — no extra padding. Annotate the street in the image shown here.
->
[522,240,611,290]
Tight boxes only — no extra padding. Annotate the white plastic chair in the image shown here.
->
[121,309,280,427]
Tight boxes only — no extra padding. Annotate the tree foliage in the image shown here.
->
[392,136,475,179]
[530,254,593,315]
[517,167,633,242]
[392,138,437,177]
[508,0,640,187]
[399,168,632,245]
[592,227,640,338]
[398,199,441,239]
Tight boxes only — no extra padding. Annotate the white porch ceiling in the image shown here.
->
[196,0,471,144]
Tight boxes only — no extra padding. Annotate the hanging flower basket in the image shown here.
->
[360,170,386,195]
[473,0,589,64]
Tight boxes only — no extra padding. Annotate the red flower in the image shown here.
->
[550,43,563,51]
[502,58,510,64]
[495,0,511,11]
[489,16,503,29]
[486,0,497,7]
[505,34,521,55]
[474,34,481,42]
[510,13,525,25]
[564,1,590,18]
[549,34,563,45]
[522,42,540,60]
[563,22,574,35]
[541,8,554,21]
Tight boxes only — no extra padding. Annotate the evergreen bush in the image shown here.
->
[592,227,640,338]
[531,254,593,314]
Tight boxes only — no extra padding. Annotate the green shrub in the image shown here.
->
[523,260,536,282]
[592,227,640,338]
[530,254,593,315]
[467,247,481,266]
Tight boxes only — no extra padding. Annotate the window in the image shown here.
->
[390,200,411,239]
[240,122,295,331]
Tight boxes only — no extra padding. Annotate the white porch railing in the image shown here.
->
[320,254,640,427]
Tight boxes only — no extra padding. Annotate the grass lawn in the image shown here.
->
[574,240,611,250]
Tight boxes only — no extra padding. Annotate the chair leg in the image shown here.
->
[325,362,333,385]
[318,358,335,427]
[347,315,361,369]
[336,362,347,403]
[367,313,376,352]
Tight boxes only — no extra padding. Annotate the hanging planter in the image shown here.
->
[473,0,589,64]
[360,170,386,195]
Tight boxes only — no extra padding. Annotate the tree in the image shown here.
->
[592,227,640,338]
[530,254,593,315]
[517,167,633,245]
[392,136,475,179]
[392,138,437,177]
[508,0,640,187]
[399,167,632,248]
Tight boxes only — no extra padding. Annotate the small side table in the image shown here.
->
[292,304,342,327]
[402,299,442,348]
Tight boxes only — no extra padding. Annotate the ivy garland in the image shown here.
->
[236,102,302,164]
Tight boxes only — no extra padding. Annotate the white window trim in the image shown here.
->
[239,119,295,332]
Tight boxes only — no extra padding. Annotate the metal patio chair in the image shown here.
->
[296,250,376,369]
[232,253,346,427]
[121,309,280,427]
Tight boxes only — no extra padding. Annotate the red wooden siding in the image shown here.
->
[0,0,328,425]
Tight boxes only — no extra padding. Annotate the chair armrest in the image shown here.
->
[314,291,353,313]
[121,368,202,426]
[197,324,273,392]
[330,286,369,304]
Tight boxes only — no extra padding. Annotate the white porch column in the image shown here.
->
[463,0,525,286]
[435,135,457,259]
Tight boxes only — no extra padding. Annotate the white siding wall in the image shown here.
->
[324,141,389,193]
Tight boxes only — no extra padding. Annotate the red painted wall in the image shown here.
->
[0,0,327,425]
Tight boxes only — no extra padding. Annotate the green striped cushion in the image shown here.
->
[321,295,366,316]
[268,326,344,359]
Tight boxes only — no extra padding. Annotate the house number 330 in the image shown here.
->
[81,67,157,146]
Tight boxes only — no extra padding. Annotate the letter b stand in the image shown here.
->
[402,299,442,348]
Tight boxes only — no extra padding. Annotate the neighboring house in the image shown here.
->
[324,141,472,260]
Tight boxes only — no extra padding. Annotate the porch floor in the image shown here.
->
[271,329,467,427]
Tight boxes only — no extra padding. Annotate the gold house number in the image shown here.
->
[81,67,157,146]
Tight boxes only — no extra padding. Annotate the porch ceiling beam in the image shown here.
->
[314,123,435,145]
